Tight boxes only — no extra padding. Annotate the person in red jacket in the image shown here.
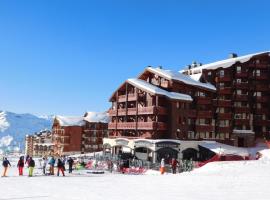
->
[170,158,179,174]
[17,156,25,176]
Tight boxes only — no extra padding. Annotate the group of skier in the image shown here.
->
[1,156,75,177]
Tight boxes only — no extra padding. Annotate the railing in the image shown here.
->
[217,113,232,120]
[118,93,137,102]
[109,106,168,116]
[254,120,270,126]
[248,63,268,69]
[234,95,248,101]
[197,97,212,105]
[197,111,213,118]
[234,107,250,113]
[195,125,214,132]
[235,72,248,78]
[235,83,249,89]
[256,96,268,102]
[188,110,197,118]
[218,87,232,94]
[213,99,232,107]
[218,76,231,82]
[234,119,250,125]
[217,126,231,133]
[108,121,167,130]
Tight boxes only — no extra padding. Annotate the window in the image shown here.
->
[219,83,224,89]
[236,66,241,73]
[236,90,242,95]
[208,72,212,76]
[220,70,224,77]
[236,79,241,83]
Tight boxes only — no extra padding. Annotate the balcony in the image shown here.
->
[108,121,167,130]
[138,106,168,115]
[254,120,270,126]
[197,97,212,105]
[255,108,269,115]
[254,84,269,91]
[251,74,268,80]
[218,76,231,82]
[218,87,232,95]
[256,96,268,103]
[195,125,214,132]
[217,126,231,133]
[234,119,250,126]
[217,113,232,120]
[234,107,250,113]
[188,110,197,118]
[235,83,249,90]
[118,94,137,102]
[248,63,268,69]
[235,72,248,78]
[234,95,248,101]
[197,111,213,118]
[213,99,232,107]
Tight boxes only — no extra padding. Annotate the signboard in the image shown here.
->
[156,142,180,149]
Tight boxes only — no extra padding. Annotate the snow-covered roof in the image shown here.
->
[183,51,270,73]
[55,116,85,127]
[199,142,249,157]
[146,67,216,91]
[84,112,109,123]
[127,78,193,101]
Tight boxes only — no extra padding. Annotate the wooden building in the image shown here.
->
[108,51,270,148]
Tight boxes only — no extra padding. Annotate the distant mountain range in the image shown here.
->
[0,111,53,152]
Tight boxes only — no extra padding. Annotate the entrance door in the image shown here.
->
[238,137,245,147]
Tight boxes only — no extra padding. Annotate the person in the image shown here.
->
[160,158,165,175]
[107,160,113,173]
[67,157,74,174]
[48,156,56,175]
[42,157,48,175]
[170,158,178,174]
[57,158,65,176]
[25,155,30,167]
[28,157,35,177]
[17,156,25,176]
[2,158,11,177]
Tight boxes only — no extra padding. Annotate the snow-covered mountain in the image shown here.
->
[0,111,53,151]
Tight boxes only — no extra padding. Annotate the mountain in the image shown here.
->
[0,111,53,151]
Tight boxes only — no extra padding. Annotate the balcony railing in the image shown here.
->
[235,72,248,78]
[196,125,214,132]
[197,111,213,118]
[108,122,167,130]
[197,97,212,105]
[254,120,270,126]
[216,126,231,133]
[118,93,137,102]
[188,110,197,118]
[234,95,248,101]
[217,113,232,120]
[218,87,232,95]
[234,119,250,126]
[213,99,232,107]
[248,63,268,69]
[109,106,168,116]
[256,96,268,102]
[218,76,231,82]
[234,107,250,113]
[235,83,249,89]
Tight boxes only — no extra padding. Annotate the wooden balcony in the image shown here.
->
[188,110,197,118]
[213,99,232,107]
[248,63,268,69]
[118,94,137,102]
[218,87,232,95]
[235,83,249,89]
[218,76,231,82]
[217,126,231,133]
[109,106,168,117]
[217,113,232,120]
[195,125,214,132]
[197,111,213,118]
[255,108,269,115]
[234,119,250,126]
[254,120,270,126]
[235,72,248,78]
[251,74,268,80]
[197,97,212,105]
[254,84,269,91]
[234,95,248,101]
[234,107,250,113]
[256,96,268,103]
[108,122,167,130]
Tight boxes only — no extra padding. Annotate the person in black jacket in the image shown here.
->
[67,157,74,174]
[28,157,35,177]
[17,156,24,176]
[2,158,11,177]
[57,159,65,176]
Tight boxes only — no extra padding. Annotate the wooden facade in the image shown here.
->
[109,52,270,147]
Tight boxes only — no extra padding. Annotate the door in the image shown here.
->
[238,137,245,147]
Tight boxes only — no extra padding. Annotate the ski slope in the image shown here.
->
[0,151,270,200]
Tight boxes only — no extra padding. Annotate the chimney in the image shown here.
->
[229,53,238,58]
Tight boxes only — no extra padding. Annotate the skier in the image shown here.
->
[17,156,25,176]
[160,158,165,175]
[25,155,30,167]
[48,156,56,175]
[170,158,178,174]
[57,158,65,176]
[67,157,74,174]
[2,157,11,177]
[28,157,35,177]
[42,157,48,175]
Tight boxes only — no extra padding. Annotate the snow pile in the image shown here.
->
[84,112,109,123]
[127,78,193,101]
[55,116,85,127]
[259,149,270,162]
[0,135,13,147]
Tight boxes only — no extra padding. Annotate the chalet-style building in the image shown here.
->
[52,112,109,156]
[107,51,270,155]
[25,130,53,157]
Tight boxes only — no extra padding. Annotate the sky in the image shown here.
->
[0,0,269,116]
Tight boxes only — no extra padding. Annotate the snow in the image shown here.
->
[127,78,193,101]
[55,116,85,127]
[189,73,202,81]
[199,142,250,157]
[0,111,10,132]
[84,112,109,123]
[0,135,13,147]
[146,67,216,91]
[1,151,270,200]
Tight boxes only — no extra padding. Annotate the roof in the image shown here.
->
[183,51,270,73]
[127,78,193,101]
[84,112,109,123]
[55,116,85,127]
[146,67,216,91]
[199,141,249,157]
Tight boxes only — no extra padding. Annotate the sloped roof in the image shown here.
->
[146,67,216,91]
[84,112,109,123]
[55,116,85,127]
[127,78,192,101]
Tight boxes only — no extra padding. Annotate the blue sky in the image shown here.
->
[0,0,269,116]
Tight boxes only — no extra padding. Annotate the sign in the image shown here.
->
[115,139,129,146]
[135,140,153,148]
[156,142,180,149]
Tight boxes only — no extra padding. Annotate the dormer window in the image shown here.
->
[220,70,224,77]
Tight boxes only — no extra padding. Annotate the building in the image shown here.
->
[52,112,109,156]
[107,51,270,162]
[25,130,53,157]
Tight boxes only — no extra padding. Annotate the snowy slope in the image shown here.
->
[0,111,53,149]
